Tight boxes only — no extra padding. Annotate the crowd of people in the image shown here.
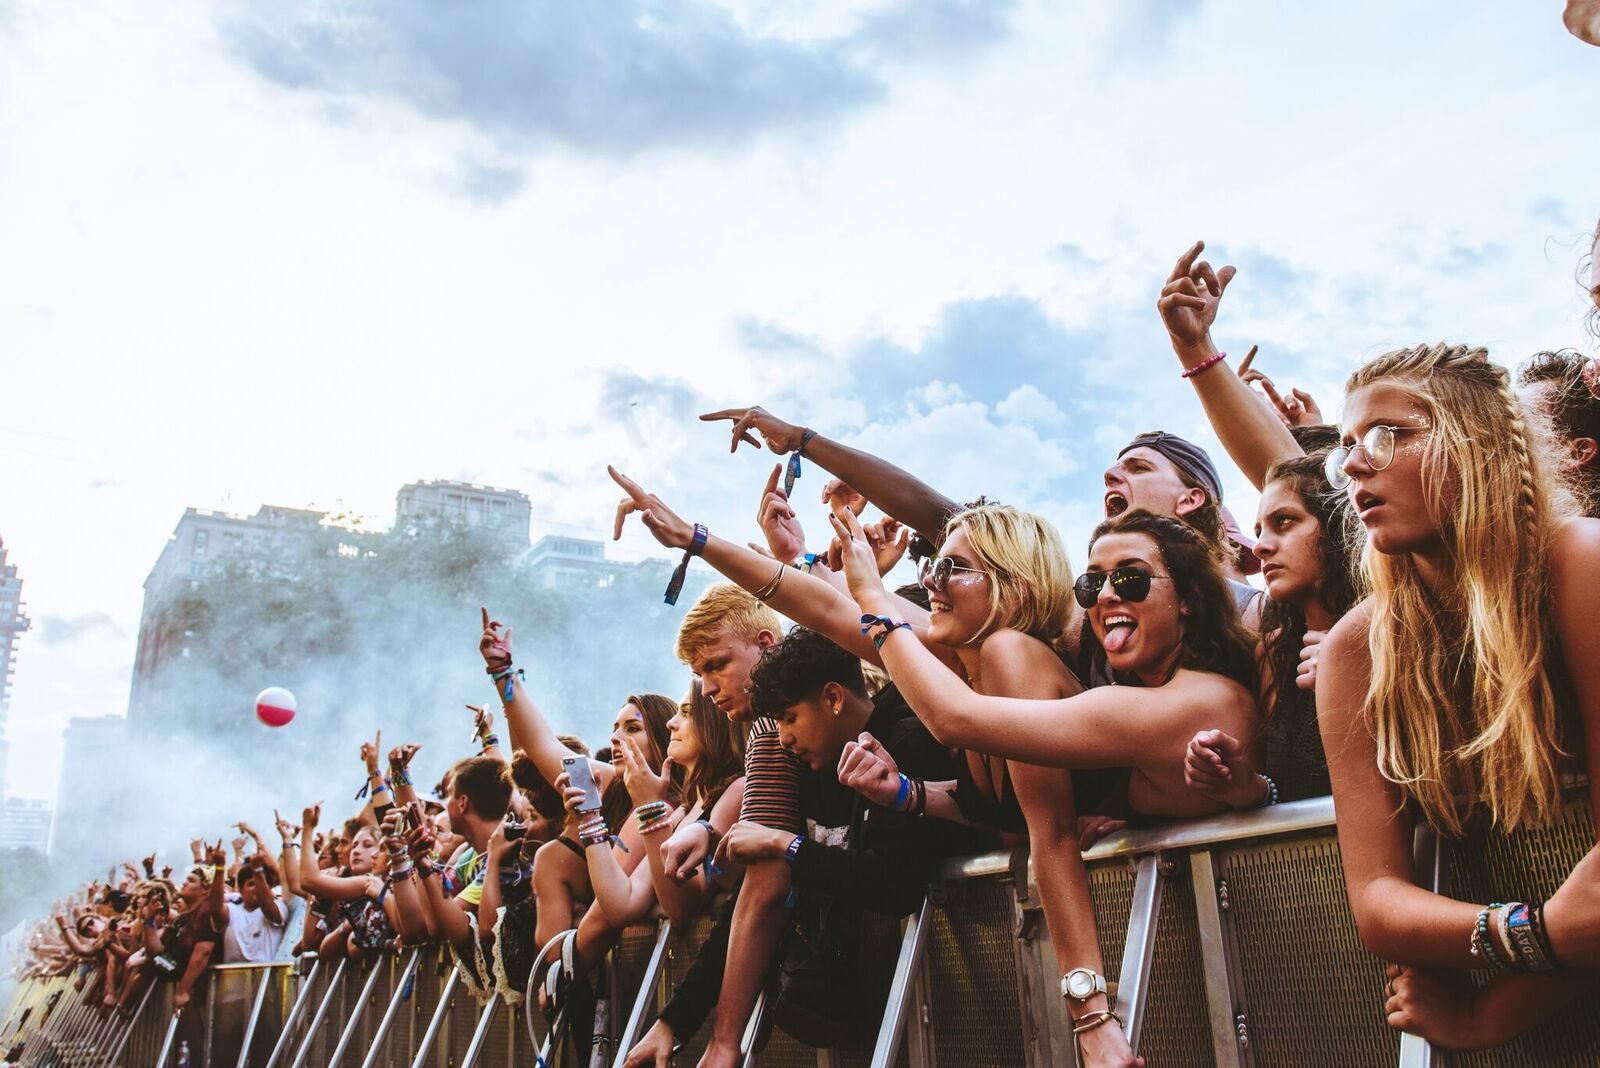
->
[11,221,1600,1067]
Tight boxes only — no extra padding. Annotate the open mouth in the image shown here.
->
[1354,490,1385,519]
[929,596,953,614]
[1102,613,1137,654]
[1104,491,1129,517]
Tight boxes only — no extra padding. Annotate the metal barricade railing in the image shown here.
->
[10,794,1598,1067]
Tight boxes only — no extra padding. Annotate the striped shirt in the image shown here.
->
[739,716,803,834]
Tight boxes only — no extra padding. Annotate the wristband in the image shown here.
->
[480,735,500,752]
[860,614,912,650]
[781,834,804,865]
[1181,351,1227,379]
[892,774,911,812]
[784,449,802,497]
[798,427,817,456]
[665,524,709,606]
[388,766,412,788]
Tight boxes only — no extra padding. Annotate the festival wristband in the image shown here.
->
[664,524,708,606]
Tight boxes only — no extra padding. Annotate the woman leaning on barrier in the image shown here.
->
[1311,343,1600,1049]
[827,503,1259,1067]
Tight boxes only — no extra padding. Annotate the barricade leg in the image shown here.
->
[1113,853,1163,1054]
[458,991,500,1068]
[610,919,671,1068]
[408,965,460,1068]
[1188,849,1244,1068]
[869,898,931,1068]
[326,957,390,1068]
[262,959,322,1068]
[357,950,422,1068]
[287,958,349,1068]
[106,978,157,1066]
[235,966,276,1068]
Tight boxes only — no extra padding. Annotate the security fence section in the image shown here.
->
[5,795,1598,1067]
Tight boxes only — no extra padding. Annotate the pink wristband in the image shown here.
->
[1181,351,1227,379]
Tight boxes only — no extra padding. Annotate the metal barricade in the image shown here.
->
[9,794,1599,1066]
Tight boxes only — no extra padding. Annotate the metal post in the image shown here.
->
[611,919,672,1068]
[152,1010,183,1067]
[107,979,157,1066]
[869,898,932,1068]
[408,965,460,1068]
[262,959,323,1068]
[235,966,279,1068]
[1397,827,1443,1068]
[459,991,501,1068]
[326,958,388,1068]
[1188,849,1243,1068]
[739,991,766,1068]
[358,950,422,1068]
[1114,853,1164,1053]
[287,957,348,1068]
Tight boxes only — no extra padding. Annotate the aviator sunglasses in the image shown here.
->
[919,555,988,592]
[1323,423,1431,489]
[1072,566,1171,609]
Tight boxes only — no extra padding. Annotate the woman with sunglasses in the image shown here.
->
[609,466,1143,1068]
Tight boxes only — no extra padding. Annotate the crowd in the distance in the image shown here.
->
[13,220,1600,1068]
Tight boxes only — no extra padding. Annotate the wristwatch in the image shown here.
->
[1062,968,1107,1002]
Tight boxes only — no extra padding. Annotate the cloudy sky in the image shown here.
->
[1,0,1595,801]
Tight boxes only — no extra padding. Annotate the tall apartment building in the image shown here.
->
[395,480,531,543]
[48,715,126,866]
[127,504,340,724]
[0,536,29,799]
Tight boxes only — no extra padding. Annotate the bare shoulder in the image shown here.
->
[1323,598,1374,661]
[1550,516,1600,585]
[979,628,1081,697]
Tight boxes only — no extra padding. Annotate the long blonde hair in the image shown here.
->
[943,503,1074,642]
[1350,344,1574,835]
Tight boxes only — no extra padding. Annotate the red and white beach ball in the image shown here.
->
[255,687,297,728]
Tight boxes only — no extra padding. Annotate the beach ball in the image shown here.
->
[255,686,297,728]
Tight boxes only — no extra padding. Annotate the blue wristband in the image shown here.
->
[892,774,910,812]
[781,835,804,865]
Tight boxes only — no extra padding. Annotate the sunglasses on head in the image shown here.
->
[918,555,987,592]
[1072,566,1171,609]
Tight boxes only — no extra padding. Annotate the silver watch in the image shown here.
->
[1061,968,1107,1002]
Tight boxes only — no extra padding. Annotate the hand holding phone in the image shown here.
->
[561,756,603,813]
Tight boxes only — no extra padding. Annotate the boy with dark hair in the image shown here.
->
[635,627,972,1057]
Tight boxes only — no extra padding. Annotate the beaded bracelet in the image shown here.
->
[634,801,675,834]
[1181,351,1227,379]
[1471,903,1515,971]
[1259,775,1279,807]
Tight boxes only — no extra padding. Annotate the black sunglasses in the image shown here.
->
[1072,566,1171,609]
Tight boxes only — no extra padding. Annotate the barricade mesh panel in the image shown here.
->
[924,874,1026,1065]
[1139,855,1216,1068]
[208,966,268,1066]
[1219,832,1398,1067]
[1448,798,1600,1068]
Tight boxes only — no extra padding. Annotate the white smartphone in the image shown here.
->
[562,756,603,813]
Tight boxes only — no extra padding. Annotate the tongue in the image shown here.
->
[1103,625,1133,654]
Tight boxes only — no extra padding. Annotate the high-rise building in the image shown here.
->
[395,480,531,543]
[49,716,126,866]
[0,536,30,799]
[0,797,52,853]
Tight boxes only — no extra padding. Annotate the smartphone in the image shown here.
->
[562,756,603,813]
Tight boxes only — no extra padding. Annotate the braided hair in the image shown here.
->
[1346,344,1575,834]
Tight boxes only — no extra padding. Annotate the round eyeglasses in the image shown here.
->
[919,555,988,592]
[1323,424,1430,489]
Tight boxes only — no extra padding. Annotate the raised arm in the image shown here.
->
[388,744,423,807]
[297,805,370,902]
[608,465,930,667]
[479,607,585,785]
[1156,241,1303,489]
[275,811,302,899]
[700,406,960,542]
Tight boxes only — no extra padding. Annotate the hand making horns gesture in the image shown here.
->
[1157,239,1235,350]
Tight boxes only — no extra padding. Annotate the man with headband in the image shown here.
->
[1104,430,1261,615]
